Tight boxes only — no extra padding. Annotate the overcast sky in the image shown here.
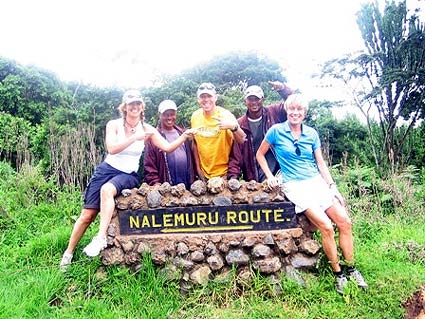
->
[1,0,375,99]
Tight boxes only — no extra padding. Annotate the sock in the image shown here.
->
[346,266,356,273]
[333,271,344,277]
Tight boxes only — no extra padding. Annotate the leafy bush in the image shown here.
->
[13,163,59,207]
[0,161,17,230]
[0,112,35,164]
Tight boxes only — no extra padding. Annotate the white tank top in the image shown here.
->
[104,118,145,174]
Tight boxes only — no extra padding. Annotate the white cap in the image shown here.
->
[158,100,177,113]
[244,85,264,99]
[122,89,144,104]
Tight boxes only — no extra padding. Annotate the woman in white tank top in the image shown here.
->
[60,90,195,269]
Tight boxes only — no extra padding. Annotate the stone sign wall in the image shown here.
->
[102,177,320,289]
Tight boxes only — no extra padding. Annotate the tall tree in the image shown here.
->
[321,0,425,174]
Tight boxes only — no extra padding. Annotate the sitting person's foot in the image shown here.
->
[335,274,348,295]
[347,269,368,288]
[60,251,73,271]
[83,235,107,257]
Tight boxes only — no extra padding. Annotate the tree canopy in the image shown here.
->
[321,0,425,174]
[143,51,287,127]
[1,23,425,187]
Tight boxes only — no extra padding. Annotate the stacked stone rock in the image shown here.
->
[102,177,321,289]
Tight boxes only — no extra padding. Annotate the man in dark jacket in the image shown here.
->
[231,81,294,182]
[143,100,195,189]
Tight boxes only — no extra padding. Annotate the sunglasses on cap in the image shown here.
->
[198,83,216,90]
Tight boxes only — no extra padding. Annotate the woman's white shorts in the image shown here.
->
[281,175,334,214]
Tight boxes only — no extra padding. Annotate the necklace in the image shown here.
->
[125,120,140,133]
[248,115,263,122]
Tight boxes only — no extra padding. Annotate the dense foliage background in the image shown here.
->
[1,47,424,186]
[0,1,424,318]
[1,0,424,185]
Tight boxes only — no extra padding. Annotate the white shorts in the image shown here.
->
[281,175,334,214]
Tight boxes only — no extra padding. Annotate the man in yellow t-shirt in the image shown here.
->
[191,82,246,180]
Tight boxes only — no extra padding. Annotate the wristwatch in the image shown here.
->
[231,124,239,132]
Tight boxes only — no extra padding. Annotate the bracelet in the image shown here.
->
[230,124,239,132]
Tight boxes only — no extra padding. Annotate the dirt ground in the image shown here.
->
[403,285,425,319]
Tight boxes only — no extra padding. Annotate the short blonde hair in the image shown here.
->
[284,93,309,112]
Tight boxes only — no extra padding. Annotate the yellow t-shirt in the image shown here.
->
[191,106,234,179]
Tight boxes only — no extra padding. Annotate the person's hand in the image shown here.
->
[330,184,346,207]
[266,176,280,190]
[183,128,197,138]
[212,116,238,131]
[182,128,198,140]
[268,81,286,91]
[134,130,153,141]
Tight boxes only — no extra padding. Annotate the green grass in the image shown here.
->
[1,162,424,318]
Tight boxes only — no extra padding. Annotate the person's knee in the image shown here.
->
[79,209,97,224]
[100,183,117,199]
[338,216,352,232]
[328,205,352,232]
[319,222,335,238]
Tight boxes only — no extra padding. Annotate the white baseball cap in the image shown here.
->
[158,100,178,113]
[122,90,144,104]
[244,85,264,99]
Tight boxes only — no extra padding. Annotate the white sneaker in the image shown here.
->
[335,275,348,295]
[348,269,368,288]
[60,252,73,271]
[83,235,107,257]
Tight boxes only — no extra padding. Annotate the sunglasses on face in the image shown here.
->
[128,101,143,106]
[293,139,301,156]
[287,106,305,113]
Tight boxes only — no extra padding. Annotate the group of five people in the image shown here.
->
[60,82,367,294]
